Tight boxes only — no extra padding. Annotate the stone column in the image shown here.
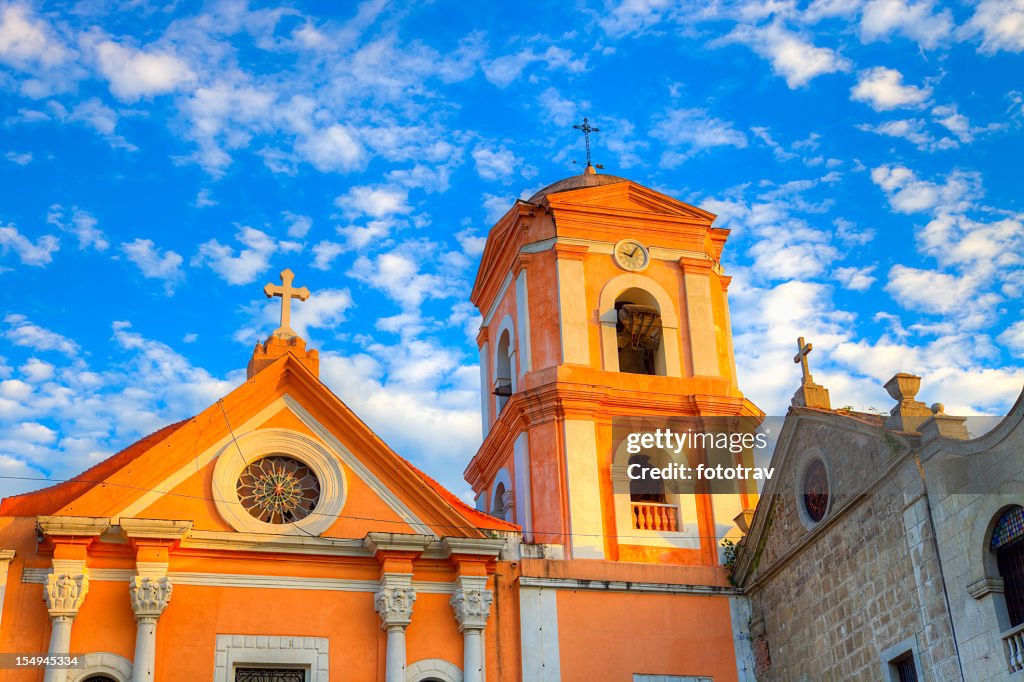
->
[374,574,416,682]
[450,575,494,682]
[43,570,89,682]
[129,576,173,682]
[0,549,15,631]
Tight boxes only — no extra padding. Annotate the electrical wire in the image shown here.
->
[0,471,747,543]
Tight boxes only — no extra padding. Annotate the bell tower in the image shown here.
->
[464,165,761,563]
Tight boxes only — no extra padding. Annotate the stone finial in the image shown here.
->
[45,573,89,617]
[790,336,831,410]
[130,576,173,620]
[918,402,970,443]
[883,372,933,433]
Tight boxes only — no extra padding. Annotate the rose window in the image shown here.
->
[236,456,321,524]
[802,458,829,523]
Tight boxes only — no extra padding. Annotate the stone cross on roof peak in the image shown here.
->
[794,336,814,385]
[264,268,310,339]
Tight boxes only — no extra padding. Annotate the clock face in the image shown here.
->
[613,239,650,271]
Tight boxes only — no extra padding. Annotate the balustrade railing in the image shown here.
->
[1004,621,1024,674]
[631,501,679,532]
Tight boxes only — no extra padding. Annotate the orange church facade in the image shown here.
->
[0,167,761,681]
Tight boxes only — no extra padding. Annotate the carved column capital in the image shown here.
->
[450,582,493,632]
[45,573,89,617]
[374,575,416,630]
[130,576,173,620]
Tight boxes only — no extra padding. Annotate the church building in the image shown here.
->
[733,351,1024,681]
[0,164,762,682]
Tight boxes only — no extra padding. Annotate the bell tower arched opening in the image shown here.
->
[614,287,664,376]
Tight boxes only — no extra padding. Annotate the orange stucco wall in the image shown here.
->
[555,590,739,682]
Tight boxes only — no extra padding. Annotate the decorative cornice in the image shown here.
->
[442,537,506,558]
[45,573,89,616]
[552,242,589,260]
[23,568,457,594]
[677,256,714,275]
[37,515,110,538]
[967,576,1004,599]
[0,549,15,561]
[518,576,740,596]
[364,532,434,555]
[119,518,193,540]
[130,576,173,619]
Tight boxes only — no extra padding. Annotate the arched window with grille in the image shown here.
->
[992,505,1024,627]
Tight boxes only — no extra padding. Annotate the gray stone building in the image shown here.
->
[733,362,1024,681]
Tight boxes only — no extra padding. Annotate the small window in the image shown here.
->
[494,329,514,413]
[492,482,507,520]
[889,652,918,682]
[992,505,1024,627]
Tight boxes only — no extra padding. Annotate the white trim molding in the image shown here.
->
[67,652,132,682]
[211,428,347,537]
[214,634,328,682]
[407,658,463,682]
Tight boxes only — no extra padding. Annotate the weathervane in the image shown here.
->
[573,117,600,167]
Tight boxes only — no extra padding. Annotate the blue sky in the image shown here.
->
[1,0,1022,501]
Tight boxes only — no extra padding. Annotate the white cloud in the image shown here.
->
[349,242,455,311]
[749,240,839,280]
[835,265,877,290]
[538,87,581,126]
[19,357,54,382]
[851,67,932,110]
[5,151,31,165]
[721,21,852,88]
[0,4,72,70]
[335,185,411,219]
[870,165,981,214]
[194,189,217,207]
[311,240,344,270]
[283,212,312,238]
[0,223,59,265]
[651,108,747,167]
[337,219,395,250]
[834,217,875,246]
[95,39,195,101]
[999,320,1024,357]
[885,265,991,316]
[193,226,300,285]
[857,119,955,151]
[599,0,675,37]
[482,45,587,88]
[472,145,520,181]
[3,314,79,355]
[121,238,184,291]
[962,0,1024,54]
[859,0,953,49]
[481,193,513,224]
[295,124,366,172]
[47,205,108,251]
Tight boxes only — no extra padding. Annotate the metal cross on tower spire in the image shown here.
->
[572,117,600,167]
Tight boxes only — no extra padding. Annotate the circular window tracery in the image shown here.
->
[236,455,321,524]
[802,458,829,523]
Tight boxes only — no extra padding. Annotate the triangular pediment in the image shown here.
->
[544,181,717,223]
[2,353,514,542]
